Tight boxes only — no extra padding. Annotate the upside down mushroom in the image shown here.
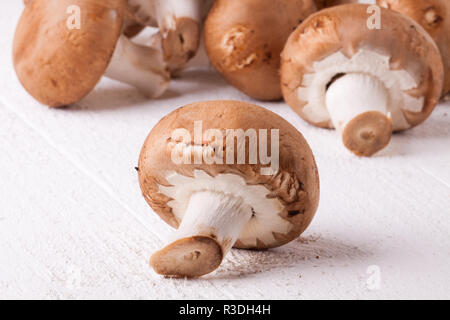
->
[377,0,450,97]
[204,0,317,101]
[13,0,170,107]
[281,4,444,157]
[138,100,320,277]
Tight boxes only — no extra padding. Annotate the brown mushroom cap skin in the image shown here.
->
[281,4,444,130]
[314,0,357,10]
[138,100,320,250]
[378,0,450,96]
[204,0,317,101]
[13,0,126,107]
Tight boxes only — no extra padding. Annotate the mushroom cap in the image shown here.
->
[314,0,357,10]
[13,0,126,107]
[281,4,444,131]
[378,0,450,96]
[138,100,320,249]
[204,0,317,101]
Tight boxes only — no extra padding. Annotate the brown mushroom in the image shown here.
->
[314,0,358,10]
[138,100,320,277]
[378,0,450,97]
[13,0,170,107]
[127,0,213,73]
[281,4,444,156]
[204,0,317,101]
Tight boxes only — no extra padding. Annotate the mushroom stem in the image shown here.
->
[325,73,393,157]
[150,190,253,277]
[104,35,170,98]
[128,0,210,72]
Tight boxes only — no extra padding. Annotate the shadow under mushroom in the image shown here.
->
[202,234,371,279]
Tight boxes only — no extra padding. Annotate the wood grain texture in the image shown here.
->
[0,1,449,299]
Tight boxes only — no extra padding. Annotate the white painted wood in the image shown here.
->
[0,1,449,299]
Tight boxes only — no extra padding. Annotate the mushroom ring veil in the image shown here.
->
[138,101,320,277]
[14,0,212,107]
[281,4,444,157]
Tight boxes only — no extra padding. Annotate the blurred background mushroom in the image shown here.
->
[281,4,444,156]
[13,0,171,107]
[377,0,450,99]
[204,0,317,101]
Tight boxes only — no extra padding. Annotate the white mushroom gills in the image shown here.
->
[326,73,391,132]
[150,170,291,276]
[104,35,170,98]
[170,190,253,255]
[157,170,290,247]
[298,50,424,131]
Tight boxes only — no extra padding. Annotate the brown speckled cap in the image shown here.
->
[204,0,317,101]
[13,0,126,107]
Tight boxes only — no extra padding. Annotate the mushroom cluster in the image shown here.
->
[12,0,449,278]
[281,4,444,156]
[14,0,212,107]
[139,100,320,277]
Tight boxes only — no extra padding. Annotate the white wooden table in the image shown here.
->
[1,2,449,300]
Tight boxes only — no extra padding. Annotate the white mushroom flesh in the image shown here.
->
[297,49,425,130]
[158,170,292,248]
[171,191,252,255]
[104,35,170,98]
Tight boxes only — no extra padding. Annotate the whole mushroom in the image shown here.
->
[138,100,320,277]
[281,4,444,157]
[377,0,450,97]
[204,0,317,101]
[13,0,170,107]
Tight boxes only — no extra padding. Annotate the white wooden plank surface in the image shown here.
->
[0,2,449,299]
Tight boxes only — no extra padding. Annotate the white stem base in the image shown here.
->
[150,191,253,277]
[326,73,393,157]
[173,191,253,254]
[105,35,170,98]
